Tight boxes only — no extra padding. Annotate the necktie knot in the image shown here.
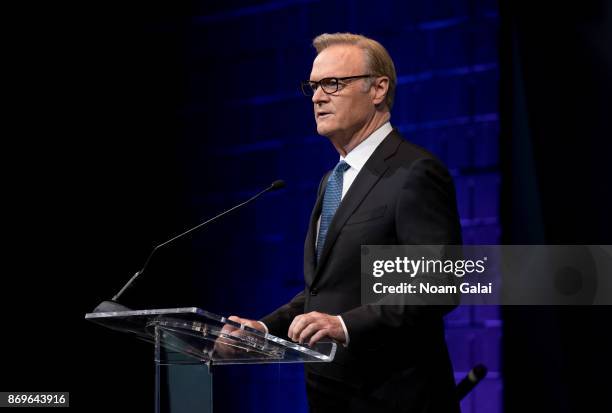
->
[334,160,350,175]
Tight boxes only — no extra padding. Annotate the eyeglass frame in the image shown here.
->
[300,74,375,96]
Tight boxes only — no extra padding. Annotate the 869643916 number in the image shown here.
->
[1,392,69,407]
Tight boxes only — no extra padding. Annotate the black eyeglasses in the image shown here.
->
[300,74,373,96]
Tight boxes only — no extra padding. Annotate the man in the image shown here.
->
[231,33,462,412]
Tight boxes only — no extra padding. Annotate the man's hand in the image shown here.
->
[213,316,267,358]
[288,311,346,347]
[227,316,267,333]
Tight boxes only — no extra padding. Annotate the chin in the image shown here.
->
[316,123,335,137]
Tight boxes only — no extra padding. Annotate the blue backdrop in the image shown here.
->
[166,1,503,412]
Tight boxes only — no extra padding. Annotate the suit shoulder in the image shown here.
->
[391,133,449,170]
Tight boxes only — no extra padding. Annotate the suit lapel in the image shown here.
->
[312,130,403,284]
[304,171,330,285]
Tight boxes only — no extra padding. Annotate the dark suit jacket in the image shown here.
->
[262,129,462,412]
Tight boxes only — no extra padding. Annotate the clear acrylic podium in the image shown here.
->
[85,307,336,413]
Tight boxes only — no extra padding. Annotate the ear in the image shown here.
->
[371,76,390,106]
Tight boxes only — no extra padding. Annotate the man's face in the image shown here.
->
[309,45,376,141]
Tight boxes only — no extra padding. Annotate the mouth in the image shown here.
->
[316,112,332,120]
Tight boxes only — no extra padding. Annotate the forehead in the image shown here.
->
[310,45,367,80]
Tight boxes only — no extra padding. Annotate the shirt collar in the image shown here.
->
[341,122,392,172]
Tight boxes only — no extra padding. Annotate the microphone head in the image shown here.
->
[270,180,286,191]
[472,364,488,379]
[468,364,488,382]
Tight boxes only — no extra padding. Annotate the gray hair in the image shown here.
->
[312,32,397,110]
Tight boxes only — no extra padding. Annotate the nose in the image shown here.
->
[311,85,329,104]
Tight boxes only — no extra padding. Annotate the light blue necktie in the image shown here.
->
[316,160,350,262]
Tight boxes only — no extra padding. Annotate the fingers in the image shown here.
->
[288,312,318,342]
[228,315,245,324]
[223,315,242,334]
[308,329,329,347]
[298,321,322,345]
[288,312,335,345]
[223,316,254,337]
[288,315,300,340]
[227,315,253,329]
[226,316,266,334]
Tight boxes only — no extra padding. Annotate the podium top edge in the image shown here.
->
[85,307,210,319]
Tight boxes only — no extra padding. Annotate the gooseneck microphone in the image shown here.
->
[93,180,286,313]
